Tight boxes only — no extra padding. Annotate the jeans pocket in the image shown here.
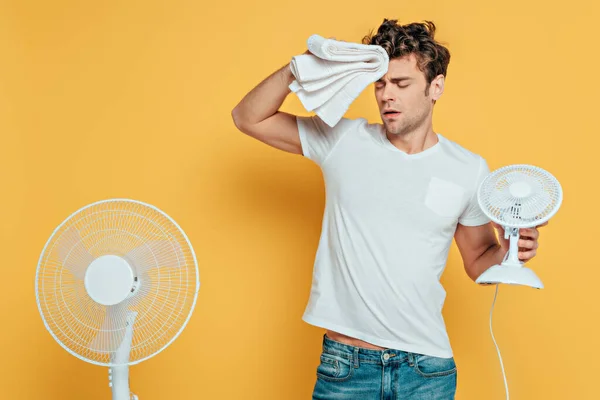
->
[413,354,457,378]
[316,352,354,382]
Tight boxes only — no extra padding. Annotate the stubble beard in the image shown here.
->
[384,103,431,138]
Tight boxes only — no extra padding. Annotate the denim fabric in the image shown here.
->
[312,334,457,400]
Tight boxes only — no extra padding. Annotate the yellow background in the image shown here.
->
[1,0,597,399]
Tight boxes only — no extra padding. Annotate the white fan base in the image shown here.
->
[476,264,544,289]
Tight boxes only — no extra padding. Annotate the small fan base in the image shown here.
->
[475,264,544,289]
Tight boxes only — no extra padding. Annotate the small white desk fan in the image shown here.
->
[475,164,562,288]
[475,164,562,400]
[35,199,200,399]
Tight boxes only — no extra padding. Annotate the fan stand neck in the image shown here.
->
[109,313,138,400]
[502,227,524,268]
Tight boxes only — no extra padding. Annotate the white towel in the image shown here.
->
[289,34,389,127]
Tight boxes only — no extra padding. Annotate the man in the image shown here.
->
[232,18,544,399]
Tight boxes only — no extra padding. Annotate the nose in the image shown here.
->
[382,84,396,103]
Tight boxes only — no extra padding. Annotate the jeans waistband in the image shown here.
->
[322,334,414,365]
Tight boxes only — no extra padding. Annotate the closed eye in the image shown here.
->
[375,82,410,89]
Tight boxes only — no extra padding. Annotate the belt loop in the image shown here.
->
[407,353,415,367]
[353,347,359,368]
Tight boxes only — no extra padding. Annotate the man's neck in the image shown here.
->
[386,125,438,155]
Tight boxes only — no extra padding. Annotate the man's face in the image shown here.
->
[374,53,444,136]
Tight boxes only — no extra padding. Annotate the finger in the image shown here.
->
[519,228,539,239]
[537,221,549,228]
[519,249,537,260]
[518,239,538,250]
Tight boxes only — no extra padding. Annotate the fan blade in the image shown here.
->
[123,239,186,276]
[88,302,129,354]
[57,228,95,280]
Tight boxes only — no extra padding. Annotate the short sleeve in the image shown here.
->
[296,115,355,166]
[458,156,492,226]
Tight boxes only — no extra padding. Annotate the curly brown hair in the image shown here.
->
[362,19,451,90]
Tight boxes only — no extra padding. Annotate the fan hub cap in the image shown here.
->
[509,181,532,198]
[84,255,134,306]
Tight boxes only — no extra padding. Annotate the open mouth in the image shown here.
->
[384,111,401,117]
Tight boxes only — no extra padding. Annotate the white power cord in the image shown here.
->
[489,283,509,400]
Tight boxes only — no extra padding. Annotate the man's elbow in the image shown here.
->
[464,258,487,283]
[231,107,245,131]
[465,260,496,285]
[465,264,478,283]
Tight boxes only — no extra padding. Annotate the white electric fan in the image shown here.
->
[35,199,200,399]
[475,164,562,400]
[475,164,562,289]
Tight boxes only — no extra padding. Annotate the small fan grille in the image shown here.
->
[478,164,562,228]
[35,199,199,366]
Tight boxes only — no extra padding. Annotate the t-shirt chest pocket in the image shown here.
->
[424,177,466,219]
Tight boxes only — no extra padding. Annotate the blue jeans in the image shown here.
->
[312,334,457,400]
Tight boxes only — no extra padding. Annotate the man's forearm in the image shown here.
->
[232,63,295,126]
[469,244,507,282]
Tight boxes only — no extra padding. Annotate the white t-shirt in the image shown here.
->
[297,115,491,358]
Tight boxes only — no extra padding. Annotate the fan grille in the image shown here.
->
[35,199,199,366]
[478,164,562,228]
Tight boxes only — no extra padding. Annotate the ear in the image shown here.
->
[429,74,445,101]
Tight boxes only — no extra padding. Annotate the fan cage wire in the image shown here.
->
[35,199,200,367]
[477,164,562,228]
